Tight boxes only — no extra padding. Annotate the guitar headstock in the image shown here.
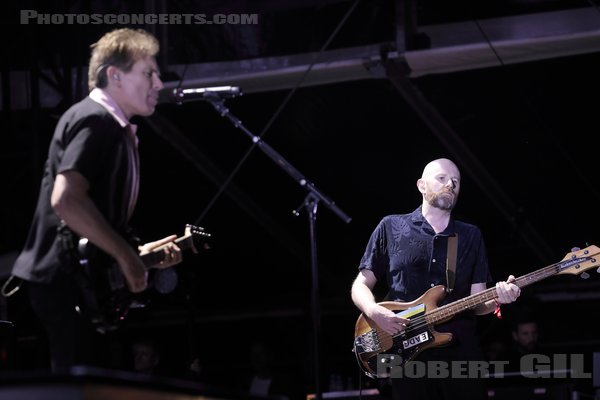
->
[557,245,600,276]
[184,224,212,254]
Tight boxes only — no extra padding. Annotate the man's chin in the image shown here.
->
[435,195,456,210]
[139,107,155,117]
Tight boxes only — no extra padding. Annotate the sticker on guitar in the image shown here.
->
[352,245,600,378]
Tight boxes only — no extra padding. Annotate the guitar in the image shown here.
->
[353,245,600,378]
[75,224,212,333]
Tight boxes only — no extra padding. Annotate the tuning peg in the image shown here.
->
[580,272,590,279]
[571,247,581,252]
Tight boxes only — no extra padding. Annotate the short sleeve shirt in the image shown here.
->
[12,97,136,283]
[359,206,492,361]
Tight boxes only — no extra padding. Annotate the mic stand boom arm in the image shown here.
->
[206,96,351,400]
[207,97,351,224]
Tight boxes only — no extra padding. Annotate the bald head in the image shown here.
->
[421,158,460,180]
[417,158,461,211]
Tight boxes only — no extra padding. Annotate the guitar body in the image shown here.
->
[73,225,211,333]
[353,245,600,379]
[75,244,146,333]
[354,285,454,378]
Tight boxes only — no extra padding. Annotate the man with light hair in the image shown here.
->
[10,28,182,370]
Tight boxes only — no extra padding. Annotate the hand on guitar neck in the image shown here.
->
[113,235,183,293]
[495,275,520,304]
[139,234,183,269]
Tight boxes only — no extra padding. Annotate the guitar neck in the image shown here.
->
[427,261,565,324]
[140,235,193,269]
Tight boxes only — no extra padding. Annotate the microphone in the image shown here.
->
[171,86,242,104]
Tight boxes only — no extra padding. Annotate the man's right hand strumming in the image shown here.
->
[116,248,148,293]
[366,303,410,336]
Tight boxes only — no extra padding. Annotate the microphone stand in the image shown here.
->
[206,95,351,400]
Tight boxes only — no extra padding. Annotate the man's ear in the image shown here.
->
[106,66,121,84]
[416,178,426,194]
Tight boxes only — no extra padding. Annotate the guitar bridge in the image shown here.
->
[354,329,382,353]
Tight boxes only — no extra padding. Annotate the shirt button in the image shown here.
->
[431,283,435,287]
[432,258,436,263]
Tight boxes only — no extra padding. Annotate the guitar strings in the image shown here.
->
[377,260,569,340]
[363,251,596,366]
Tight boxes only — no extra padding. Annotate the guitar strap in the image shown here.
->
[446,234,458,293]
[382,233,459,300]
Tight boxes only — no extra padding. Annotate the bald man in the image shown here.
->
[351,158,520,400]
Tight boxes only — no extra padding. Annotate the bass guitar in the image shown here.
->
[75,224,211,333]
[353,245,599,378]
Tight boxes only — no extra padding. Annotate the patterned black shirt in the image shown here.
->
[359,206,492,360]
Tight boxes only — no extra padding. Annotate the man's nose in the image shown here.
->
[153,74,164,90]
[445,179,455,189]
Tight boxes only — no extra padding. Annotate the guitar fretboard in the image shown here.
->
[426,251,596,324]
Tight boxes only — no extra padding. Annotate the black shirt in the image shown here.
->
[12,97,136,283]
[359,206,492,361]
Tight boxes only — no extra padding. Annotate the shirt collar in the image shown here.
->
[89,88,138,135]
[411,205,456,235]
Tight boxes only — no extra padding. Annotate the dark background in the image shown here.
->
[1,0,599,398]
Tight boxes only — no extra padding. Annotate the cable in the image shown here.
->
[357,359,363,400]
[195,0,361,224]
[585,0,600,13]
[472,18,505,66]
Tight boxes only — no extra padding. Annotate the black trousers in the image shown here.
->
[27,271,101,371]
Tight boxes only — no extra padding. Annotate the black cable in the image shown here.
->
[195,0,361,224]
[357,361,363,400]
[472,18,505,66]
[473,0,600,66]
[175,62,188,90]
[585,0,600,13]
